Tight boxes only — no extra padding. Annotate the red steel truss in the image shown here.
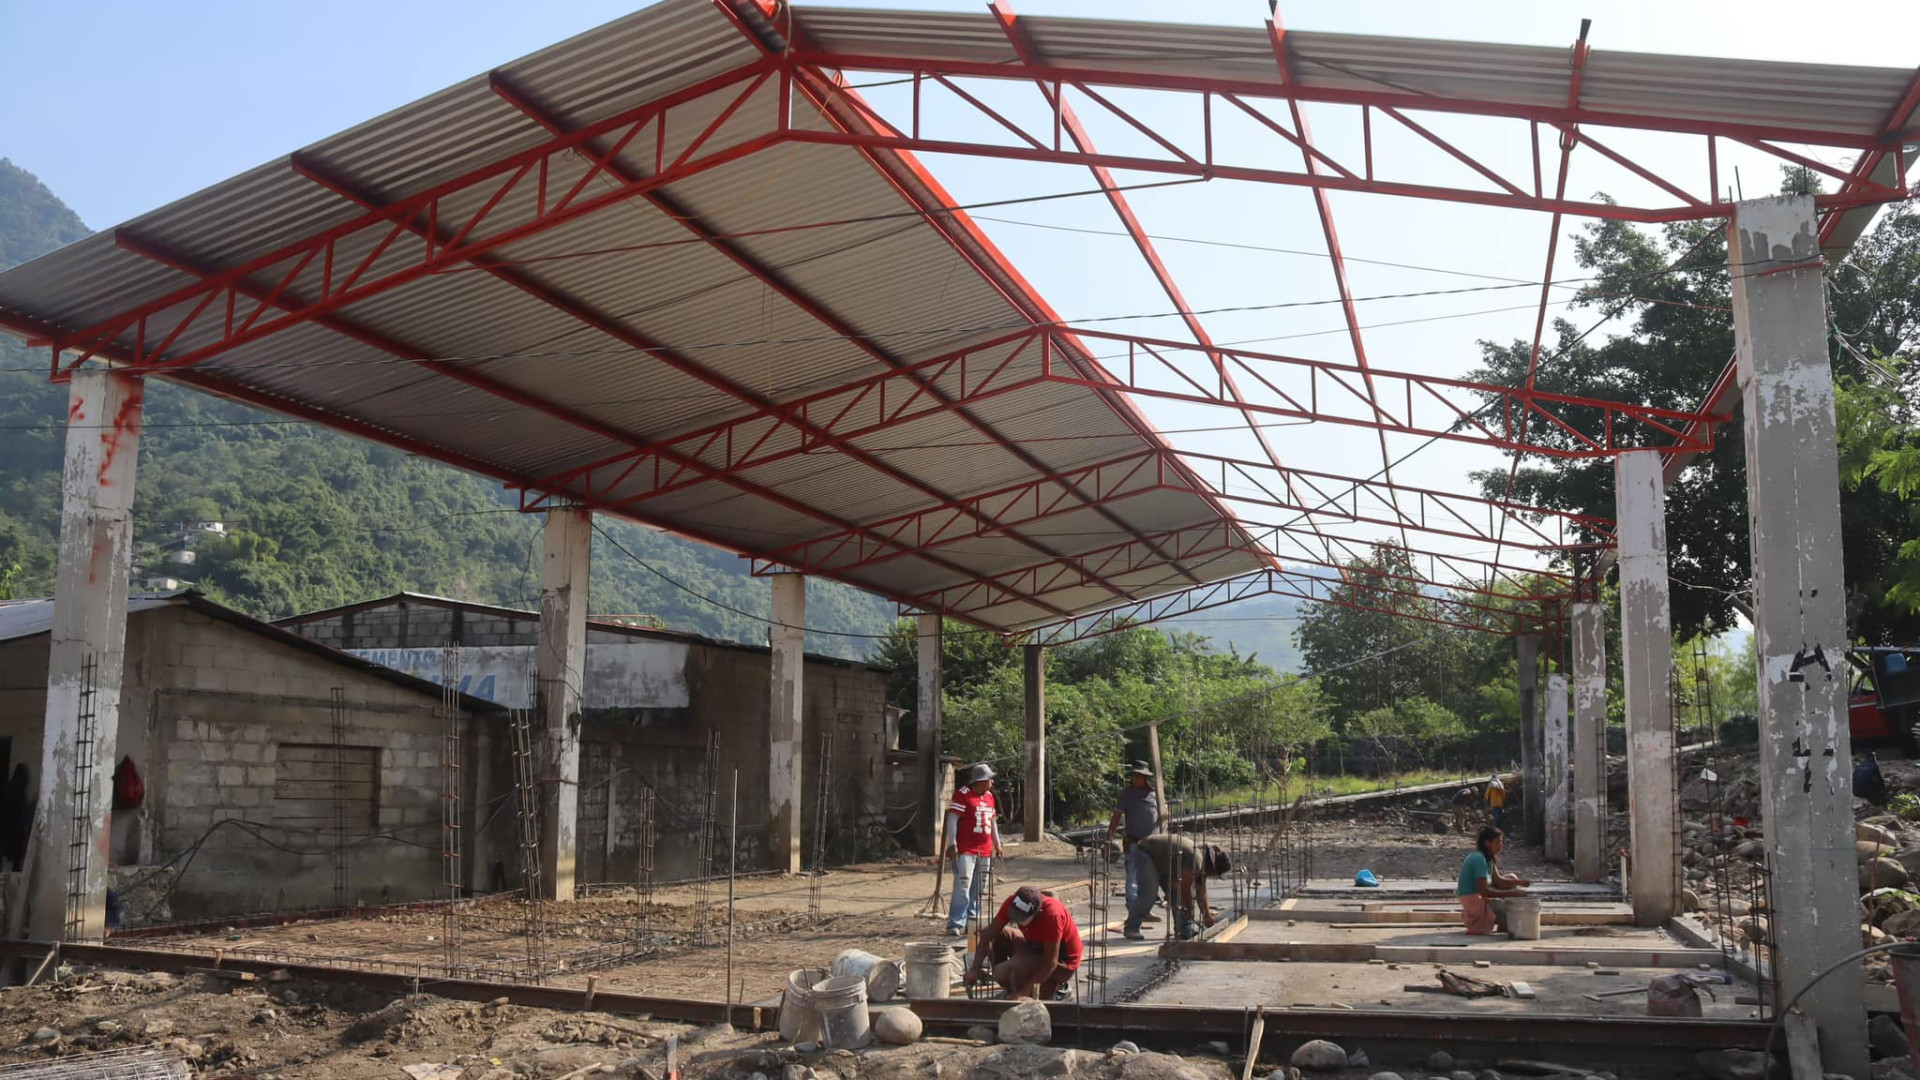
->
[1018,568,1546,646]
[25,2,1915,637]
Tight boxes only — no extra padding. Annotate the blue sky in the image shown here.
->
[4,0,1915,587]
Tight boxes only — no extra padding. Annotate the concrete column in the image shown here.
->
[915,614,944,855]
[537,506,590,901]
[768,573,805,874]
[1616,449,1677,928]
[29,369,144,942]
[1543,672,1571,862]
[1516,634,1542,845]
[1571,602,1608,882]
[1023,644,1045,842]
[1731,194,1865,1075]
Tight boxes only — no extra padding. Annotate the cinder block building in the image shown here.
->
[277,593,901,883]
[0,590,505,923]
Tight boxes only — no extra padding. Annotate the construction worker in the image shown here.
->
[942,763,1003,937]
[1123,833,1230,940]
[1451,784,1477,834]
[1459,825,1530,935]
[1485,776,1508,830]
[1104,762,1161,917]
[963,884,1083,1000]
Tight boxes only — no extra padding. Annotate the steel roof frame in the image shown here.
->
[20,0,1914,637]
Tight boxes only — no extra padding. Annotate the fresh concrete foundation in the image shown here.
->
[1571,601,1607,882]
[30,369,144,942]
[537,506,590,901]
[1615,450,1677,929]
[1731,194,1865,1077]
[767,573,805,874]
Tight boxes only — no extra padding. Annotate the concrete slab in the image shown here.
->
[1163,917,1725,969]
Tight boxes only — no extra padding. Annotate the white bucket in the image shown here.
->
[904,941,958,1000]
[831,948,903,1002]
[811,974,872,1049]
[780,967,827,1043]
[1505,897,1543,941]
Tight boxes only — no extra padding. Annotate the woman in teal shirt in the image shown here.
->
[1458,825,1530,934]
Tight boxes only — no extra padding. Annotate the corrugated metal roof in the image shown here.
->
[0,594,185,645]
[1,0,1911,634]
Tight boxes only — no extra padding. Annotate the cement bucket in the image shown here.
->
[1889,943,1920,1074]
[811,974,872,1049]
[780,967,827,1044]
[1505,897,1543,940]
[904,941,957,999]
[831,948,902,1002]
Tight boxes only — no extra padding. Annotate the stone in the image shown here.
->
[1289,1041,1347,1072]
[795,1043,822,1055]
[1426,1053,1454,1072]
[997,1001,1051,1046]
[1368,1074,1406,1080]
[1201,1043,1230,1056]
[1113,1053,1208,1080]
[1680,888,1701,912]
[1476,1071,1503,1080]
[1894,847,1920,876]
[1887,909,1920,936]
[1869,1014,1911,1058]
[28,1028,59,1046]
[872,1010,922,1046]
[94,1020,124,1036]
[1860,840,1897,864]
[1112,1042,1140,1055]
[923,1065,941,1079]
[965,1028,996,1045]
[1860,821,1901,847]
[1452,1072,1476,1080]
[143,1020,174,1039]
[1863,857,1910,890]
[1348,1051,1370,1069]
[786,1067,816,1080]
[972,1046,1069,1080]
[1866,924,1894,947]
[1693,1050,1767,1080]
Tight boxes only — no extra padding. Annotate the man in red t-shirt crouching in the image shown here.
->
[963,885,1083,1001]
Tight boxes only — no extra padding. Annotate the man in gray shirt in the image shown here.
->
[1105,762,1160,917]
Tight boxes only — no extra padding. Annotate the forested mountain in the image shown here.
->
[0,159,1302,666]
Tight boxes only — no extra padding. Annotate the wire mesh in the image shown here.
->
[440,645,463,978]
[63,653,100,942]
[0,1047,190,1080]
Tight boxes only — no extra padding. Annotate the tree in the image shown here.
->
[1464,174,1920,641]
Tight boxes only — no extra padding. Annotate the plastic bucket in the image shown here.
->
[1505,897,1543,941]
[780,967,827,1043]
[904,941,957,1000]
[811,974,872,1049]
[831,948,902,1003]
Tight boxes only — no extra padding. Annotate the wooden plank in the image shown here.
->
[1214,916,1251,944]
[1780,1011,1821,1080]
[1240,1007,1266,1080]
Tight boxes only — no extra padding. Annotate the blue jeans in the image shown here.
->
[1124,844,1150,912]
[948,854,992,932]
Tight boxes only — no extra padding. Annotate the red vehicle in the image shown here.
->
[1849,648,1920,756]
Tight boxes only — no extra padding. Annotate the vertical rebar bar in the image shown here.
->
[509,704,545,981]
[1081,813,1110,1005]
[63,654,99,942]
[694,731,721,941]
[637,787,656,909]
[809,728,834,923]
[441,645,462,977]
[330,686,349,914]
[726,770,738,1010]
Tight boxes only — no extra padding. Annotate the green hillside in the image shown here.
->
[0,158,1305,668]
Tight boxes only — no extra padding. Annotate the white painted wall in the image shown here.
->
[346,641,691,709]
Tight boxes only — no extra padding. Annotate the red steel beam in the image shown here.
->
[777,52,1905,224]
[991,1,1343,563]
[285,164,1090,621]
[1267,12,1408,550]
[49,58,786,376]
[1019,569,1547,646]
[1819,63,1920,249]
[485,72,1164,600]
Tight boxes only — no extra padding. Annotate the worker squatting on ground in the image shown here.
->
[942,763,1003,937]
[963,884,1084,1000]
[1457,825,1530,935]
[1123,833,1231,940]
[1104,761,1161,916]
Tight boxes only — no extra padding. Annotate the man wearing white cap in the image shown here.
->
[963,884,1083,1000]
[1105,762,1160,917]
[942,763,1003,937]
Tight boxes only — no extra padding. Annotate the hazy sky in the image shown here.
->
[4,0,1915,588]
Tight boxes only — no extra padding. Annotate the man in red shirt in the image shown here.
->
[964,885,1083,1001]
[943,763,1003,936]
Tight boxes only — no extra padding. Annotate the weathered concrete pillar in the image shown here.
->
[29,369,143,942]
[1516,634,1542,845]
[915,615,944,855]
[1571,602,1608,882]
[1731,194,1865,1076]
[1615,449,1677,928]
[1023,644,1045,842]
[768,573,805,874]
[537,506,590,901]
[1543,672,1571,862]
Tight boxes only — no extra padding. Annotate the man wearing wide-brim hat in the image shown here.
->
[1105,761,1161,921]
[942,762,1003,937]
